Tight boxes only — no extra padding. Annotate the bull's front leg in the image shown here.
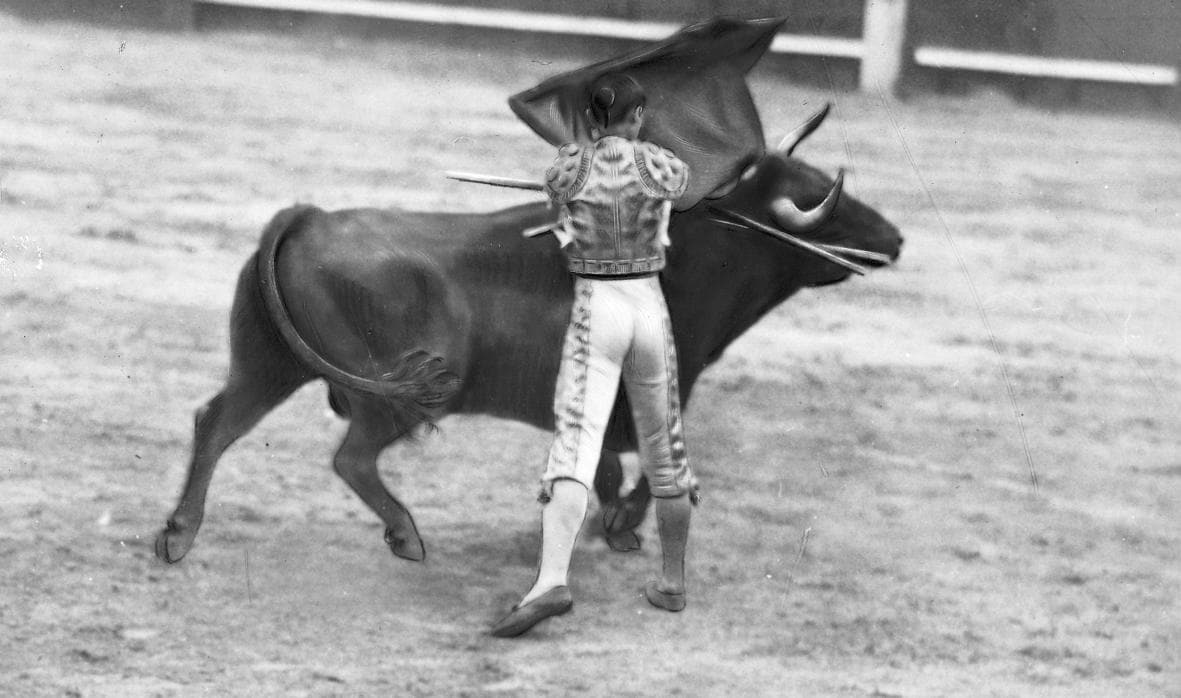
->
[593,450,652,552]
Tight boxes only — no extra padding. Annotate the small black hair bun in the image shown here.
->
[592,86,617,110]
[587,73,645,129]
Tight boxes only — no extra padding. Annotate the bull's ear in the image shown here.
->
[777,102,831,157]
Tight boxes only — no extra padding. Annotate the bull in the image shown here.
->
[154,107,903,564]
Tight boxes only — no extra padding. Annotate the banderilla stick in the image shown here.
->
[817,243,894,266]
[708,207,871,276]
[709,217,893,266]
[445,171,545,191]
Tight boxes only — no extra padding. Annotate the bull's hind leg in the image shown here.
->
[156,264,311,563]
[155,377,302,562]
[330,403,426,562]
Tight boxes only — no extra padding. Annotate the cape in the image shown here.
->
[508,16,786,210]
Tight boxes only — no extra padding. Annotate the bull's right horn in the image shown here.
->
[770,169,844,233]
[777,103,831,158]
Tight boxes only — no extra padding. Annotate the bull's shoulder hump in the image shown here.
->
[284,209,437,265]
[634,142,688,199]
[545,143,590,203]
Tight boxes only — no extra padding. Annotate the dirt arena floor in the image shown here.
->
[1,11,1178,697]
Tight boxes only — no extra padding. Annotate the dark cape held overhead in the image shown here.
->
[508,16,786,211]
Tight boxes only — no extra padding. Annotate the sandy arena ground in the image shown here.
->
[1,11,1178,697]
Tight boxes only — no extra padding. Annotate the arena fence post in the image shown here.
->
[162,0,196,30]
[859,0,910,95]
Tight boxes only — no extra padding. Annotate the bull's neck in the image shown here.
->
[663,227,799,389]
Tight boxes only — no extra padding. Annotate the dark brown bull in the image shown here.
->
[154,109,903,563]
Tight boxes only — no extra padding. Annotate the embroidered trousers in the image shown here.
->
[541,275,693,499]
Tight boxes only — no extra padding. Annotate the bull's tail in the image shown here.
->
[256,206,460,421]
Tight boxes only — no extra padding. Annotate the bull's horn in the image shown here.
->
[770,169,844,233]
[777,103,831,157]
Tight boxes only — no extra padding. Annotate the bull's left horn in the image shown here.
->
[777,103,831,157]
[771,169,844,233]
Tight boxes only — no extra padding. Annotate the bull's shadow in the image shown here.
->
[154,106,902,566]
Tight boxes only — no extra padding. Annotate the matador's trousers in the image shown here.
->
[540,274,694,500]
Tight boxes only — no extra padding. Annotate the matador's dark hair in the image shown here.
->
[587,73,645,129]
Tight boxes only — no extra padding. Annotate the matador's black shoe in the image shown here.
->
[490,586,574,638]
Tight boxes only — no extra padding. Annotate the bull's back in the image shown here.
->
[268,207,474,384]
[264,204,574,428]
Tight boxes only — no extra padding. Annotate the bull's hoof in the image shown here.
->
[385,527,426,562]
[605,530,641,553]
[154,521,193,564]
[602,500,644,551]
[602,499,646,536]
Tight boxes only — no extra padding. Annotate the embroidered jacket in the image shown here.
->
[544,136,689,276]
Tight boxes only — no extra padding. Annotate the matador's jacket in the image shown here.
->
[544,136,689,276]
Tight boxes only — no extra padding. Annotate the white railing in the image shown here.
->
[193,0,864,57]
[914,46,1178,86]
[185,0,1178,92]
